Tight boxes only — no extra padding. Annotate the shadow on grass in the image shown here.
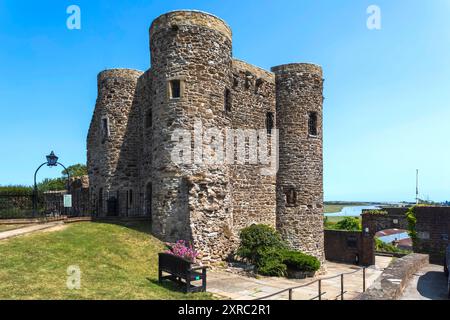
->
[146,277,187,294]
[92,219,153,235]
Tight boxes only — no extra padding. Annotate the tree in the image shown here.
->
[335,217,362,231]
[61,164,87,178]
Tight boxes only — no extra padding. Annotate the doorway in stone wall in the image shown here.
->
[146,182,152,223]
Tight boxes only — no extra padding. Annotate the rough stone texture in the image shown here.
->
[357,253,429,300]
[272,63,325,265]
[87,10,325,264]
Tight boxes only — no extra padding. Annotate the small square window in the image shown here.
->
[170,80,181,99]
[308,111,318,136]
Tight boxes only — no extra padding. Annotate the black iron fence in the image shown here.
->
[0,193,36,219]
[0,191,91,219]
[93,190,151,218]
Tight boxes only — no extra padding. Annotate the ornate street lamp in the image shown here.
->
[46,151,59,167]
[32,151,70,217]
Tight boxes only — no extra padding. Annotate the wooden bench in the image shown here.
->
[158,253,207,293]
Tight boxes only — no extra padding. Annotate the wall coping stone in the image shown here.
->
[356,253,429,300]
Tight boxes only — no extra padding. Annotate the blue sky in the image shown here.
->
[0,0,449,202]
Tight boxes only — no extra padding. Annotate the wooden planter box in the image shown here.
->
[158,253,207,293]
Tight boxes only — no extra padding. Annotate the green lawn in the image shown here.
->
[0,221,212,300]
[323,205,347,214]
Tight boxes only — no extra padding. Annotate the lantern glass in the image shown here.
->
[46,151,58,166]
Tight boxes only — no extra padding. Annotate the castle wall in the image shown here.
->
[273,63,325,264]
[149,11,234,263]
[229,59,277,235]
[86,10,325,265]
[87,69,143,216]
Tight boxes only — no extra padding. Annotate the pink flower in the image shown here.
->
[166,240,199,262]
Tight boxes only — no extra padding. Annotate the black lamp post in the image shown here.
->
[33,151,71,217]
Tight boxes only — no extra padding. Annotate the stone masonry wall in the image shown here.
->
[87,69,143,216]
[87,10,325,264]
[273,63,325,265]
[149,10,233,263]
[229,59,277,237]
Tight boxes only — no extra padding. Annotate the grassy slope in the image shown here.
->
[0,224,27,232]
[0,222,212,300]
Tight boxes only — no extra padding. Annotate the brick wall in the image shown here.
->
[324,229,374,266]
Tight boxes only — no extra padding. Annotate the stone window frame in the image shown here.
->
[285,187,298,207]
[167,77,185,100]
[308,111,319,137]
[100,116,110,143]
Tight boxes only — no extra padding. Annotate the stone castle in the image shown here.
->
[87,10,324,264]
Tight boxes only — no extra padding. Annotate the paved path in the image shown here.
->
[0,222,65,241]
[208,256,392,300]
[401,264,449,300]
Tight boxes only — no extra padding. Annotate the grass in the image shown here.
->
[324,205,348,214]
[0,221,213,300]
[0,224,28,232]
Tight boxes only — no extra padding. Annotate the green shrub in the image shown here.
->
[237,224,321,276]
[334,217,361,231]
[375,238,411,254]
[255,248,287,277]
[406,206,418,246]
[237,224,287,265]
[281,250,321,272]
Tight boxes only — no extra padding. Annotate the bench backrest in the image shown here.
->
[159,253,192,277]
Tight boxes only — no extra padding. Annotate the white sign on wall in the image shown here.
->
[64,195,73,208]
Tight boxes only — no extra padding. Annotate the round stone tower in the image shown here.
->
[271,63,325,264]
[149,10,233,263]
[87,68,143,215]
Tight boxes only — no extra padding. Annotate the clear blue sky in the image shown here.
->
[1,0,449,202]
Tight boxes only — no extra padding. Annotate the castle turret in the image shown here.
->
[149,10,233,263]
[87,68,143,215]
[272,63,325,264]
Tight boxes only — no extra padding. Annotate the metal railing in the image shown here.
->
[256,266,370,301]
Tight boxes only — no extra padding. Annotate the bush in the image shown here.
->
[237,224,321,276]
[255,248,287,277]
[282,250,321,272]
[375,238,411,255]
[334,217,361,231]
[237,224,287,265]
